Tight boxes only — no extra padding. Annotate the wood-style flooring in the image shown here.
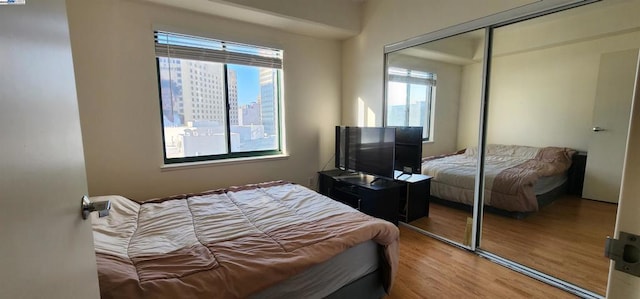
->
[407,195,617,295]
[388,226,576,298]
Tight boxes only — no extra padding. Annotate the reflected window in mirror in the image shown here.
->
[386,67,436,141]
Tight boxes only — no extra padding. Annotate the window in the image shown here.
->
[155,31,283,164]
[385,67,436,141]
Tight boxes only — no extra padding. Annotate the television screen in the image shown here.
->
[335,126,396,179]
[394,126,423,174]
[354,127,396,179]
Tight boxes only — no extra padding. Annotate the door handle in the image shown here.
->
[81,195,111,219]
[592,126,605,132]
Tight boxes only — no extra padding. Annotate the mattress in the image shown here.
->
[251,240,379,299]
[533,174,567,195]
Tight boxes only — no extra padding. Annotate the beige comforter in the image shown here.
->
[91,181,399,299]
[423,145,575,212]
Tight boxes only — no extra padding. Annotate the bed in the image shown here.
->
[422,144,575,215]
[90,181,399,299]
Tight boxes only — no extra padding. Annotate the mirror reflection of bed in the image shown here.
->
[386,1,639,296]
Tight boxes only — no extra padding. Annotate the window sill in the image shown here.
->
[160,153,289,171]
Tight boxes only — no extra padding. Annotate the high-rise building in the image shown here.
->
[259,68,276,135]
[181,61,225,125]
[158,57,184,125]
[227,69,239,126]
[158,58,239,127]
[239,101,261,126]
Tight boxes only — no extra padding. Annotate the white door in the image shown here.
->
[606,57,640,299]
[0,1,100,298]
[582,49,639,203]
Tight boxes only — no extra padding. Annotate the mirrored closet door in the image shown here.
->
[480,1,638,295]
[385,0,640,297]
[384,29,486,247]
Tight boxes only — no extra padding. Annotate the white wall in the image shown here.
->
[387,54,463,155]
[143,0,361,39]
[221,0,362,33]
[456,62,483,150]
[456,1,640,151]
[66,0,342,200]
[488,32,640,151]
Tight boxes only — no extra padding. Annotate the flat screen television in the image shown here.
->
[335,126,396,179]
[393,126,423,174]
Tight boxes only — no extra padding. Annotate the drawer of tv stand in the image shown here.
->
[329,184,372,211]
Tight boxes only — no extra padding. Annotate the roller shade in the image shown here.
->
[155,31,283,69]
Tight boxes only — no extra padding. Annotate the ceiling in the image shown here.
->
[139,0,363,39]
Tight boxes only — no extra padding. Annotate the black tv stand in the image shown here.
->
[318,169,433,225]
[393,170,432,223]
[395,172,413,180]
[318,170,402,225]
[369,177,385,186]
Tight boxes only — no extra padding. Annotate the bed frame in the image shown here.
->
[429,181,568,219]
[325,269,386,299]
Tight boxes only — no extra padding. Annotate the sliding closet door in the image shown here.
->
[479,1,640,295]
[384,29,486,247]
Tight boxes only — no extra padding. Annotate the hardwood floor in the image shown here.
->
[409,202,471,244]
[388,226,576,298]
[406,195,617,295]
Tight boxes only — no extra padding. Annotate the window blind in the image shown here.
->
[388,67,436,86]
[154,31,283,69]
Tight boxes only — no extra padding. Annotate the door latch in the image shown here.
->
[81,195,111,220]
[605,231,640,277]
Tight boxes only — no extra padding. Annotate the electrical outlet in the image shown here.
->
[308,176,314,187]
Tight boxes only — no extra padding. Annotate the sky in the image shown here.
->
[388,81,427,106]
[229,64,259,106]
